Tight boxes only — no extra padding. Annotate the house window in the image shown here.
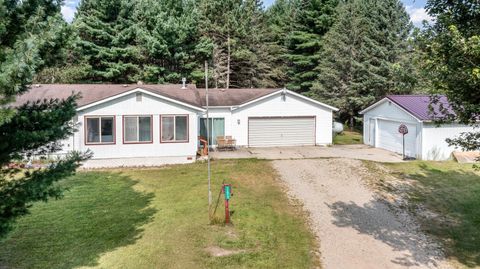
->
[85,116,115,144]
[161,115,188,142]
[124,116,152,143]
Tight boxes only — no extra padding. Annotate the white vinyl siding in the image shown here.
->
[248,117,315,147]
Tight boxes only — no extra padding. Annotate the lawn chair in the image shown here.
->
[225,136,236,150]
[217,136,227,151]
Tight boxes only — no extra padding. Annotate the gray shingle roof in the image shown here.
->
[12,84,281,108]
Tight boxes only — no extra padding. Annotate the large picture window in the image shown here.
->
[85,116,115,144]
[123,116,152,143]
[161,115,188,142]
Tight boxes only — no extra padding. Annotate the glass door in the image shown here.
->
[200,118,225,145]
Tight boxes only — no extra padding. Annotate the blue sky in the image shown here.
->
[61,0,432,26]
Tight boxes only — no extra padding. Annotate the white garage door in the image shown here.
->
[377,120,417,158]
[248,117,315,147]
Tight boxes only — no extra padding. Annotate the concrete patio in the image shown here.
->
[210,144,404,163]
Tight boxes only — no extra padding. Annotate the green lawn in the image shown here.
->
[0,159,318,269]
[333,130,363,145]
[380,161,480,268]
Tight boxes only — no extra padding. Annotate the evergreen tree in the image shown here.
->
[134,0,200,84]
[311,0,414,128]
[285,0,339,93]
[264,0,301,87]
[231,0,279,88]
[0,0,90,238]
[73,0,141,82]
[197,0,242,88]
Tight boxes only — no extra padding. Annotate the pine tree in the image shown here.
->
[0,0,90,238]
[285,0,339,93]
[231,0,279,88]
[264,0,301,87]
[134,0,200,84]
[73,0,141,82]
[310,0,414,128]
[197,0,242,88]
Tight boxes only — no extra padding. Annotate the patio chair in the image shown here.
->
[217,136,227,150]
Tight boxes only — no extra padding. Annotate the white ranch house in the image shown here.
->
[361,95,476,161]
[16,84,338,167]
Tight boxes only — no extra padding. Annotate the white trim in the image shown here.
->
[360,98,389,114]
[205,106,233,108]
[77,88,205,112]
[360,98,422,122]
[370,116,419,125]
[232,89,339,111]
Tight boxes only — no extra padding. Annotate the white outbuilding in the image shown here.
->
[360,95,476,160]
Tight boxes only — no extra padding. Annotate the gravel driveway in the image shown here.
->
[272,158,452,269]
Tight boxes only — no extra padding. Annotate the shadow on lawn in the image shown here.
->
[390,164,480,268]
[0,172,156,269]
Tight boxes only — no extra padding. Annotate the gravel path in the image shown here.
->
[272,158,452,269]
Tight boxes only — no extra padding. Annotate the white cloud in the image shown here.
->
[406,5,433,26]
[61,5,76,23]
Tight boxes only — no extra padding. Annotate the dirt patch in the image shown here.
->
[272,158,452,269]
[205,246,247,257]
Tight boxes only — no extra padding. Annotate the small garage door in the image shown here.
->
[248,117,315,147]
[377,119,417,158]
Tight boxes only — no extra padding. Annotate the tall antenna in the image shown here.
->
[205,61,212,219]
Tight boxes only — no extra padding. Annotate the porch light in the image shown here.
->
[237,119,240,125]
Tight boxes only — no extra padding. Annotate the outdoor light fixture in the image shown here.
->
[237,119,240,125]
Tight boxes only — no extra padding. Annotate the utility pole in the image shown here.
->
[205,61,212,218]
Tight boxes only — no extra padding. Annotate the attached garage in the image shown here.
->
[361,95,476,160]
[248,117,315,147]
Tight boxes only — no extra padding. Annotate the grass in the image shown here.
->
[379,161,480,268]
[0,159,318,269]
[333,130,363,145]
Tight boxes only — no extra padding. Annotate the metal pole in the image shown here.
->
[402,134,405,159]
[205,61,212,218]
[225,199,230,224]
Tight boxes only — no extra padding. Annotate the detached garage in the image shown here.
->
[361,95,476,160]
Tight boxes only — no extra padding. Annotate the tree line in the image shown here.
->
[34,0,418,127]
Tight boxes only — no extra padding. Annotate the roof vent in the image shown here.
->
[181,78,187,89]
[122,84,128,87]
[137,81,144,85]
[34,84,41,88]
